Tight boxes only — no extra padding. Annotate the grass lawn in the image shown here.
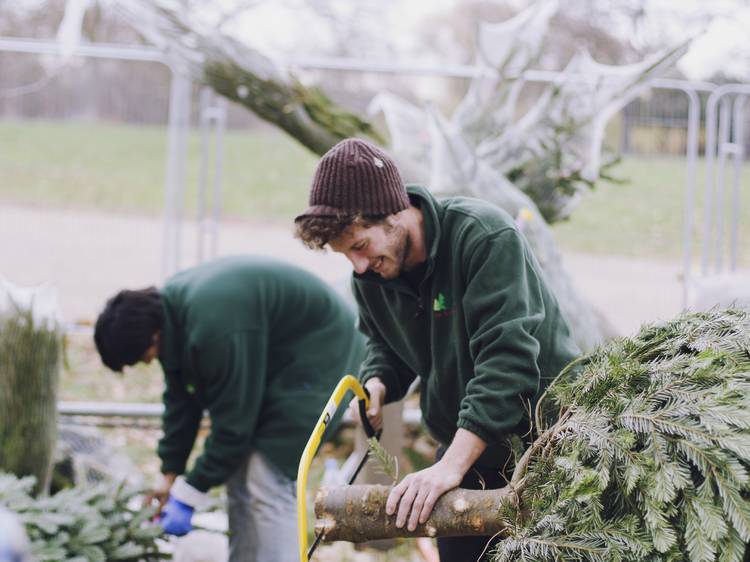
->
[0,119,318,221]
[3,119,749,264]
[553,156,750,265]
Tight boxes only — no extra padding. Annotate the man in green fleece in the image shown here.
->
[93,255,364,562]
[295,139,580,561]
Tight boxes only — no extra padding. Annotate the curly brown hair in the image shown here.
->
[294,212,388,250]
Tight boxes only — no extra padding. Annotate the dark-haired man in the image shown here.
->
[295,138,580,561]
[94,255,364,562]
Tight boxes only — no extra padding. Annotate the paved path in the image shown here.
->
[0,204,684,336]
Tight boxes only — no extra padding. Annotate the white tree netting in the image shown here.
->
[367,0,688,350]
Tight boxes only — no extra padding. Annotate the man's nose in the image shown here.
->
[348,253,369,274]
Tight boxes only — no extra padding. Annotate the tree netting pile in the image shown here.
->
[496,308,750,562]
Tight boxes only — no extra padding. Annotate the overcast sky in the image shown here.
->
[41,0,750,82]
[220,0,750,81]
[628,0,750,80]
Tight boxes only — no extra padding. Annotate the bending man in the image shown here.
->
[94,255,364,562]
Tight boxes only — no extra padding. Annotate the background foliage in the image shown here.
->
[0,473,165,561]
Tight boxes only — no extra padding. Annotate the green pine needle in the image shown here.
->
[494,308,750,562]
[367,437,399,484]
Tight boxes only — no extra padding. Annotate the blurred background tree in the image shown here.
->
[0,0,706,349]
[0,285,62,497]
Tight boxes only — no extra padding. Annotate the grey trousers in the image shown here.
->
[226,452,298,562]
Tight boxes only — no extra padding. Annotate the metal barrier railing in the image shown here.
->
[58,401,422,428]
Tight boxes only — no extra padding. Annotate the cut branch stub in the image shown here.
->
[314,484,515,542]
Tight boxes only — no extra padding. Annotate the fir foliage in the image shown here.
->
[367,436,399,484]
[0,304,61,496]
[0,472,166,561]
[495,309,750,562]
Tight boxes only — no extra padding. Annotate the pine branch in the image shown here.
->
[367,437,399,484]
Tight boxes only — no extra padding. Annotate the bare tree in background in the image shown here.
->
[52,0,687,349]
[111,0,384,154]
[370,0,688,350]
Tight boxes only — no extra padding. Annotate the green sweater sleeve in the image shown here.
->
[158,370,203,475]
[354,282,417,404]
[185,330,266,492]
[457,228,545,444]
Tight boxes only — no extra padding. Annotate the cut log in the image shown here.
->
[314,484,515,542]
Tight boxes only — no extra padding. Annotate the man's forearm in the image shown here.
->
[158,412,201,475]
[439,428,487,475]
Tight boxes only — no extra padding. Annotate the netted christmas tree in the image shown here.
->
[493,308,750,562]
[0,282,63,496]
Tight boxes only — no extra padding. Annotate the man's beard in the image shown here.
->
[378,221,410,279]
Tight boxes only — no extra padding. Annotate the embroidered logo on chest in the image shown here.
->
[433,292,454,318]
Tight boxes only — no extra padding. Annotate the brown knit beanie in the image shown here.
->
[295,138,409,220]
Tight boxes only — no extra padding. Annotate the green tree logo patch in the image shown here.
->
[433,292,455,318]
[433,292,447,312]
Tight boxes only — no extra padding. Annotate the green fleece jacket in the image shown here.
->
[354,186,579,468]
[157,256,364,491]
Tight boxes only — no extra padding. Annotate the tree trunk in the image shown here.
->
[112,1,617,349]
[113,3,385,156]
[314,484,515,542]
[204,61,379,156]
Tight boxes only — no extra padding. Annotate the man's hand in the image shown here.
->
[157,476,209,536]
[143,472,177,512]
[386,459,464,531]
[348,378,386,433]
[386,428,488,531]
[159,496,194,536]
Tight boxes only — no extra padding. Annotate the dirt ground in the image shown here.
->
[0,203,684,336]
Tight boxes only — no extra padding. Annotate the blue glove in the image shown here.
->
[159,495,194,536]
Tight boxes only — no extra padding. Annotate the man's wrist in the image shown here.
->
[440,428,488,474]
[160,472,178,487]
[170,476,209,509]
[437,451,473,476]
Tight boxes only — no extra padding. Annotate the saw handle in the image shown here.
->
[357,388,378,439]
